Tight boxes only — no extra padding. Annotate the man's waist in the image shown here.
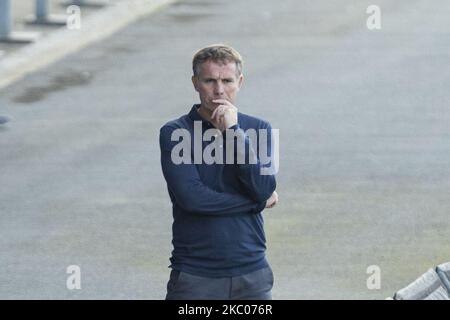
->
[169,256,268,278]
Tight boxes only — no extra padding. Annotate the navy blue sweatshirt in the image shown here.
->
[159,104,277,277]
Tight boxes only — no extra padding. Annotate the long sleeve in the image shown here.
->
[160,125,266,216]
[224,123,277,203]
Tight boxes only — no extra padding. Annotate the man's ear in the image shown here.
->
[192,75,199,92]
[237,74,244,90]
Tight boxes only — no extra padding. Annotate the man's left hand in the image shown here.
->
[265,191,278,209]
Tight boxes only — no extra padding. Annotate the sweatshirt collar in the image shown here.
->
[188,104,215,129]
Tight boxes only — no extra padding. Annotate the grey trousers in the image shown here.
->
[165,266,274,300]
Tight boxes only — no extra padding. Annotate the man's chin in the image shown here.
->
[205,104,218,111]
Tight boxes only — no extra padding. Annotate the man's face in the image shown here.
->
[192,60,243,112]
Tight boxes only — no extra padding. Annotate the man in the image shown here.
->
[159,44,278,300]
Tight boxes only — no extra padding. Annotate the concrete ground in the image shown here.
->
[0,0,449,299]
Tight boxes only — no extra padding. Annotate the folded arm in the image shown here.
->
[224,123,277,203]
[160,125,266,216]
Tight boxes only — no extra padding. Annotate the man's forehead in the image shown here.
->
[198,60,238,77]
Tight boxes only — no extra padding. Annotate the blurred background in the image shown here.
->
[0,0,449,299]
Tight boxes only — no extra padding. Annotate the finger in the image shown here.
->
[212,106,224,122]
[216,100,237,111]
[215,106,226,121]
[212,99,230,105]
[218,103,233,110]
[215,100,235,111]
[212,108,221,122]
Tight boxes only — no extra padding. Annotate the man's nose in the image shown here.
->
[214,82,225,95]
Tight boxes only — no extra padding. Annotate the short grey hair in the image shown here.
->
[192,44,243,77]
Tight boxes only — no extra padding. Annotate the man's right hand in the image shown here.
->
[265,191,278,209]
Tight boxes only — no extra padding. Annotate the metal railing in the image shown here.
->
[29,0,67,25]
[64,0,109,8]
[0,0,109,43]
